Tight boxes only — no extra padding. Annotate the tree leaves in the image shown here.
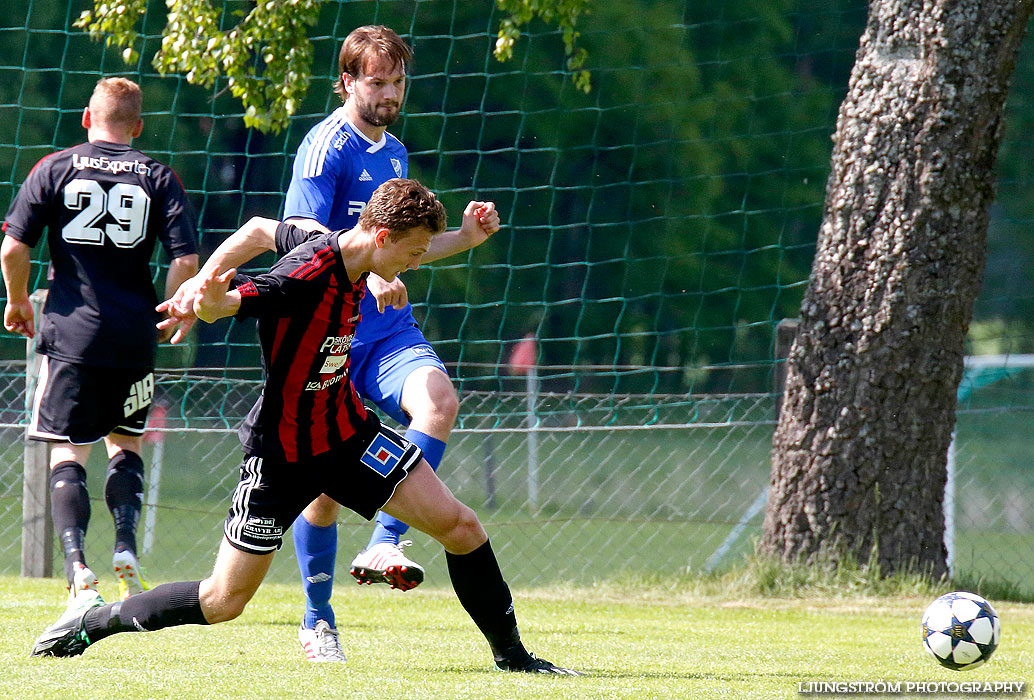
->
[76,0,321,133]
[494,0,592,92]
[75,1,595,131]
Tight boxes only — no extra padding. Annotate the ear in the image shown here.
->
[342,72,357,97]
[373,227,391,248]
[130,118,144,139]
[81,107,91,130]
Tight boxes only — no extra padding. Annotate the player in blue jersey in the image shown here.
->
[282,25,501,662]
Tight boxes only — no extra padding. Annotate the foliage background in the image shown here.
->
[0,0,878,396]
[4,0,1034,598]
[4,1,1033,386]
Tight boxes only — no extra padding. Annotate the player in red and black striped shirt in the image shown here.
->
[234,220,370,464]
[30,178,580,675]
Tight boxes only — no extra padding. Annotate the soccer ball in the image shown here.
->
[921,591,1000,670]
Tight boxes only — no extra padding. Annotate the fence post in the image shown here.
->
[525,365,540,512]
[945,430,956,578]
[507,334,540,512]
[21,289,51,578]
[481,434,498,510]
[703,318,799,573]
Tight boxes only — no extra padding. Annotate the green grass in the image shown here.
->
[2,574,1032,700]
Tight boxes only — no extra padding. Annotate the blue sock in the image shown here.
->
[293,516,337,629]
[367,429,446,549]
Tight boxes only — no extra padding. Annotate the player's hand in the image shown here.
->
[165,273,207,316]
[193,267,237,323]
[156,319,178,345]
[3,299,35,339]
[156,309,193,344]
[156,274,206,344]
[367,273,409,312]
[459,200,501,248]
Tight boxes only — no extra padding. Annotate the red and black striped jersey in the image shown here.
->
[234,222,369,462]
[2,140,198,368]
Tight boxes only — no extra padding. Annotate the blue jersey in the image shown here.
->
[283,107,412,344]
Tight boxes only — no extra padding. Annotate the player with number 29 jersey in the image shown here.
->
[2,77,199,603]
[3,140,198,368]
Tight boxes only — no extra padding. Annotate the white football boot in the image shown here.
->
[66,562,99,604]
[349,540,425,591]
[298,620,346,663]
[113,549,150,600]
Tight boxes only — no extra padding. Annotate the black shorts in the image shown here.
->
[29,356,154,444]
[224,414,423,554]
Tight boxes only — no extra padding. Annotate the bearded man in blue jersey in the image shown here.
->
[282,25,501,661]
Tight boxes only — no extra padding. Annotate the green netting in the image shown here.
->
[4,1,1034,591]
[0,0,871,407]
[0,0,869,585]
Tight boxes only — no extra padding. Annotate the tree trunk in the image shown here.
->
[762,0,1034,577]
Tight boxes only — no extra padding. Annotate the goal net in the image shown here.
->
[2,1,1033,594]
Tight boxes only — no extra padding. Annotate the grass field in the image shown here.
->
[1,386,1033,698]
[2,574,1032,700]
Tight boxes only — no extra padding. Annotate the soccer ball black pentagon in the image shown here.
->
[921,591,1000,671]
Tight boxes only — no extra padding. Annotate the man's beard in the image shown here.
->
[357,99,400,127]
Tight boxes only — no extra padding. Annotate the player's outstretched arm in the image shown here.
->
[193,267,241,323]
[283,216,331,235]
[158,217,280,343]
[1,236,35,339]
[158,253,199,343]
[365,202,499,311]
[421,201,501,263]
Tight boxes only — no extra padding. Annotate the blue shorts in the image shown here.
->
[350,325,448,426]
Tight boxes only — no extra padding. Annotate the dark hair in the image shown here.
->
[359,178,446,240]
[333,25,413,103]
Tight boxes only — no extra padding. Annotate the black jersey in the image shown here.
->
[234,223,369,462]
[2,140,198,368]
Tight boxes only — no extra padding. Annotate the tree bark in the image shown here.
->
[762,0,1034,577]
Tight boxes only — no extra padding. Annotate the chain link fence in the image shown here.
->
[2,351,1034,595]
[949,359,1034,595]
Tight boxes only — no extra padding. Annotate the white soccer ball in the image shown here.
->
[921,591,1000,671]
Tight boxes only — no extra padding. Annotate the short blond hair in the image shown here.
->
[88,77,142,130]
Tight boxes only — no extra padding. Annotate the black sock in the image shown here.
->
[50,461,90,584]
[446,539,529,663]
[83,581,208,642]
[105,451,145,554]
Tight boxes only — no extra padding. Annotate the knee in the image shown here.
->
[301,494,341,527]
[426,379,459,424]
[106,450,144,483]
[439,504,487,554]
[198,580,252,624]
[50,461,87,492]
[108,435,143,457]
[199,593,248,624]
[404,370,459,426]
